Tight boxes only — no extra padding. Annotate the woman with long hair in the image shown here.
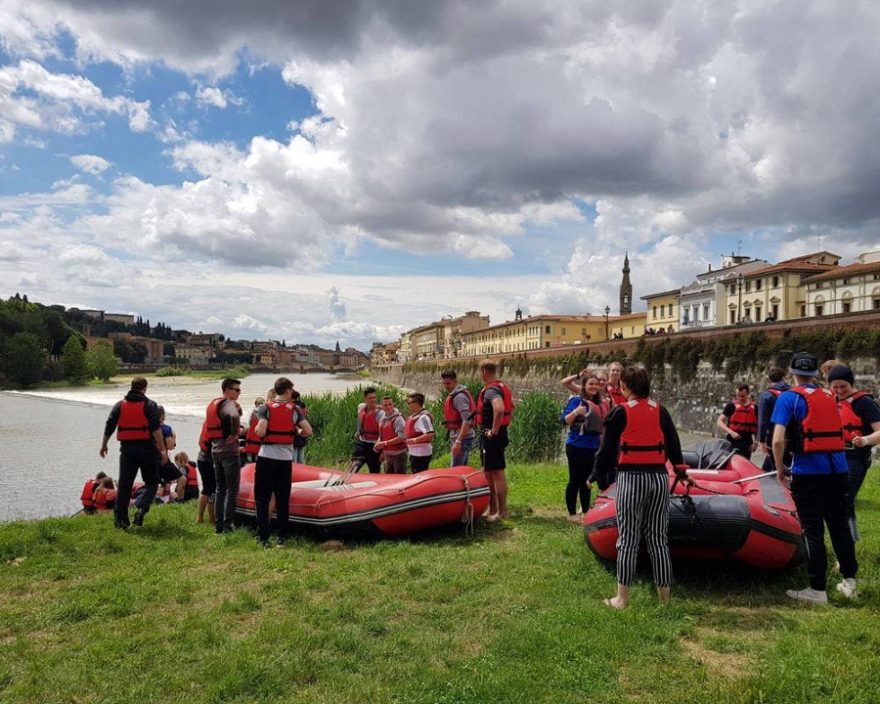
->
[560,371,610,522]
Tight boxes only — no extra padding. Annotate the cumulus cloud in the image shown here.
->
[0,59,152,142]
[70,154,110,174]
[326,286,346,321]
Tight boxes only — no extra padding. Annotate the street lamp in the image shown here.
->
[604,305,611,340]
[737,273,744,323]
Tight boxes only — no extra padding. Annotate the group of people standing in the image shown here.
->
[557,353,879,608]
[353,361,514,522]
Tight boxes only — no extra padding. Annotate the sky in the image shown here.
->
[1,0,878,350]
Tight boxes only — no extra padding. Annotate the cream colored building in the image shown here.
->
[720,252,841,325]
[441,311,490,358]
[398,332,412,363]
[802,251,880,316]
[640,290,680,333]
[410,322,446,360]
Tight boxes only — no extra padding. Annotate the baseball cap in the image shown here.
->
[789,352,819,377]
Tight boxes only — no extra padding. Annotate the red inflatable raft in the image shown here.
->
[235,463,490,537]
[584,456,804,570]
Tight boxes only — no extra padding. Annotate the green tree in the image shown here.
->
[3,332,46,387]
[61,335,89,383]
[87,340,118,381]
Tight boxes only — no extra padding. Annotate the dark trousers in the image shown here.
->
[846,452,872,541]
[790,472,858,590]
[254,456,292,542]
[213,454,241,533]
[116,444,159,527]
[410,454,432,473]
[565,444,596,515]
[355,440,381,474]
[197,457,216,497]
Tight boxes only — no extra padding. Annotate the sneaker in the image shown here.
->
[275,540,286,549]
[114,522,129,531]
[132,509,145,527]
[785,587,828,605]
[836,578,857,599]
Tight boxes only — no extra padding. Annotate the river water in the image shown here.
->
[0,373,369,522]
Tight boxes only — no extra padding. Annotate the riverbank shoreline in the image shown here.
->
[0,462,877,704]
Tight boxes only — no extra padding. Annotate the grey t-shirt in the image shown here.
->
[255,402,304,461]
[449,384,476,441]
[211,398,242,459]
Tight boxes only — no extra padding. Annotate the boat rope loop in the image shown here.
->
[460,475,475,537]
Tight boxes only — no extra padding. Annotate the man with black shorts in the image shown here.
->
[476,360,513,521]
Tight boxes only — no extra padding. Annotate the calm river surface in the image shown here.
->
[0,373,369,522]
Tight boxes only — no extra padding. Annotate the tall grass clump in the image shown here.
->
[507,391,564,463]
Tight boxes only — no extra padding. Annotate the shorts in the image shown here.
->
[481,428,509,471]
[197,457,217,496]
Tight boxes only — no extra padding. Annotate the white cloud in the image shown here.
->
[70,154,111,174]
[0,59,152,142]
[195,85,227,109]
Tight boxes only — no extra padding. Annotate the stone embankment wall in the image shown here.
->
[370,357,878,436]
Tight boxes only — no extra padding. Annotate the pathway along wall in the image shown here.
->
[371,316,880,433]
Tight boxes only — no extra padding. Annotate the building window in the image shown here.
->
[756,279,762,291]
[703,304,710,320]
[843,302,852,314]
[545,341,550,348]
[545,325,551,334]
[873,298,880,309]
[772,304,779,319]
[745,281,751,292]
[561,327,566,335]
[842,278,850,285]
[873,273,880,281]
[729,310,736,325]
[652,305,657,319]
[772,276,780,288]
[815,305,824,317]
[800,305,806,317]
[729,284,736,295]
[755,306,762,320]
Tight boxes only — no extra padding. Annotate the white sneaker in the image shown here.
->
[786,587,828,605]
[836,578,857,599]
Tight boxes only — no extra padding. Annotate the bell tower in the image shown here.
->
[619,251,632,315]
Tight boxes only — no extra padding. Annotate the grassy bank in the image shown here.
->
[1,464,878,704]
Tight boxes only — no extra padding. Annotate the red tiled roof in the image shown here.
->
[801,260,880,284]
[744,261,836,277]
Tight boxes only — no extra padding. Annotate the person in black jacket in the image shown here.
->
[591,366,687,609]
[99,376,165,529]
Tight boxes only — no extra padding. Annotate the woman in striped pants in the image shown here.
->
[591,366,688,609]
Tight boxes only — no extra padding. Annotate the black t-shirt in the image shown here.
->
[848,395,880,461]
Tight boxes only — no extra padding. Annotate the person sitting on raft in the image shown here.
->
[591,366,688,609]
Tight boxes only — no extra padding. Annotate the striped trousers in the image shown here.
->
[615,471,673,587]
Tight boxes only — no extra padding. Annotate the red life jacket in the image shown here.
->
[358,405,381,441]
[475,381,513,428]
[117,399,151,441]
[618,399,666,465]
[80,480,100,509]
[263,401,297,445]
[186,462,199,488]
[244,411,262,454]
[405,410,433,439]
[789,387,845,453]
[205,397,225,440]
[198,421,209,453]
[838,391,869,444]
[728,401,758,434]
[93,486,116,510]
[379,411,405,446]
[443,388,476,430]
[607,385,627,407]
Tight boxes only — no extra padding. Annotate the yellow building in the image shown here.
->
[410,322,446,360]
[461,312,643,357]
[720,251,840,325]
[608,312,647,339]
[640,290,679,333]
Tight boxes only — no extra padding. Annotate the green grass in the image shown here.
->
[1,464,878,703]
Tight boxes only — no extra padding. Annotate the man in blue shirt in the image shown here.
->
[757,367,790,472]
[771,352,857,604]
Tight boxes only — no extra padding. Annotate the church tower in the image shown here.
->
[619,251,632,315]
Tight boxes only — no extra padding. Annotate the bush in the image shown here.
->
[156,366,186,377]
[2,332,46,387]
[507,391,563,463]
